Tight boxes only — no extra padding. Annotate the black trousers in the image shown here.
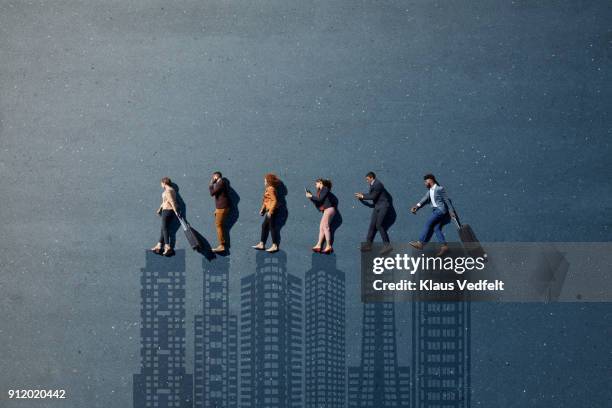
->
[159,210,176,246]
[260,212,280,245]
[366,206,390,243]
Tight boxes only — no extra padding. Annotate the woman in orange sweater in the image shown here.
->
[252,173,281,253]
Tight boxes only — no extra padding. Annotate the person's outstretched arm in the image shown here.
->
[310,187,328,205]
[360,200,375,208]
[360,183,381,201]
[416,192,430,209]
[411,192,430,213]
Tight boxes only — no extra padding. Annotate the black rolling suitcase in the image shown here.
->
[178,216,201,251]
[452,216,487,259]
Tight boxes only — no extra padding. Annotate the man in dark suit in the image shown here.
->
[355,172,393,254]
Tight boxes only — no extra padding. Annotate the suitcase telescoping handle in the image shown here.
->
[451,208,461,229]
[452,217,461,229]
[177,215,188,230]
[448,198,462,229]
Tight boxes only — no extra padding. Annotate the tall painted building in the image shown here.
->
[305,254,346,408]
[134,250,193,408]
[347,366,361,408]
[411,301,471,408]
[348,302,410,408]
[228,314,239,408]
[240,251,303,408]
[194,257,238,408]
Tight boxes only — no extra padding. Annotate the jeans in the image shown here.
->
[260,212,280,245]
[419,208,450,244]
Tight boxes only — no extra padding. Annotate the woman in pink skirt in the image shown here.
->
[306,178,338,254]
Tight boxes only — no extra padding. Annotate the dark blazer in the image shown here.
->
[209,178,230,209]
[309,187,338,211]
[361,179,391,209]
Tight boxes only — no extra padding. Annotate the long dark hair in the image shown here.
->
[316,178,332,190]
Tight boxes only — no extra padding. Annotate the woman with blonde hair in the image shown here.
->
[252,173,281,253]
[306,178,338,254]
[151,177,180,256]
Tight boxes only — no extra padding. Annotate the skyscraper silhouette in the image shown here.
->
[240,251,303,408]
[194,257,238,408]
[305,254,346,408]
[134,250,193,408]
[411,301,471,408]
[228,314,238,408]
[348,302,410,408]
[347,366,361,408]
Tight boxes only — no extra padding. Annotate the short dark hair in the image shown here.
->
[161,176,172,186]
[213,171,222,178]
[366,171,376,179]
[423,173,438,184]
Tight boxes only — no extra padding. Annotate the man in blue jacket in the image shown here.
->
[410,174,456,257]
[355,171,393,254]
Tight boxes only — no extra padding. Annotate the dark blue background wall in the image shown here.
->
[1,1,610,407]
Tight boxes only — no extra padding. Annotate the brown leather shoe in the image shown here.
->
[409,241,424,250]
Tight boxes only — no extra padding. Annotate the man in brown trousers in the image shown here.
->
[209,171,231,253]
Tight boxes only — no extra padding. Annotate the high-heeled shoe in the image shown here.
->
[321,247,334,255]
[312,246,322,253]
[151,244,163,255]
